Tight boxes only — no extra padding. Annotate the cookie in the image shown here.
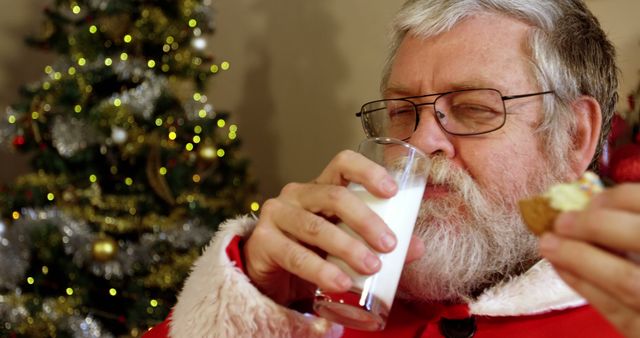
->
[518,172,603,235]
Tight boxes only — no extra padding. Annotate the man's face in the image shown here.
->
[387,13,572,301]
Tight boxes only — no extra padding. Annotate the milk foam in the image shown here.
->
[327,182,425,308]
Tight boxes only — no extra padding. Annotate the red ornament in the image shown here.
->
[608,114,629,144]
[609,143,640,183]
[12,135,25,148]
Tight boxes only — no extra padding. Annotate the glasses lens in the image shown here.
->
[434,89,505,135]
[361,100,416,140]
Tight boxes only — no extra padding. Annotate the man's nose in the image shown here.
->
[407,108,455,157]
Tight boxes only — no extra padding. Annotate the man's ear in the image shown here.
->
[570,96,602,175]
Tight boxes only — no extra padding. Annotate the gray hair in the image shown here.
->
[383,0,618,171]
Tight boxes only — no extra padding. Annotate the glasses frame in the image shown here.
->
[355,88,555,138]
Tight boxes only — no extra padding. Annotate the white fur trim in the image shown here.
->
[470,260,586,316]
[169,216,343,338]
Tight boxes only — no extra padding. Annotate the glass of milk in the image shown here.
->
[313,137,429,331]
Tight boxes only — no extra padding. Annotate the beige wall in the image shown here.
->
[0,0,638,198]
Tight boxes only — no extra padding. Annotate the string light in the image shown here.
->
[221,61,230,70]
[210,65,219,73]
[72,5,81,14]
[193,135,201,143]
[11,211,20,220]
[150,299,158,307]
[44,65,53,74]
[124,34,133,43]
[74,105,82,113]
[159,167,167,175]
[89,25,98,34]
[125,177,133,186]
[192,38,206,50]
[185,143,194,151]
[251,202,260,212]
[8,115,16,124]
[27,277,35,285]
[42,266,49,275]
[66,288,74,296]
[43,82,51,90]
[147,60,156,68]
[216,149,225,157]
[109,288,117,296]
[217,119,226,128]
[31,112,40,120]
[120,52,128,61]
[114,98,122,107]
[194,126,202,134]
[68,67,76,75]
[199,146,215,159]
[89,174,97,183]
[198,109,207,118]
[188,19,197,27]
[155,118,163,126]
[193,93,202,101]
[192,174,201,183]
[166,36,174,44]
[47,193,55,201]
[168,131,177,140]
[105,58,113,66]
[78,57,86,66]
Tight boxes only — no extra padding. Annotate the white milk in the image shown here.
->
[327,182,425,309]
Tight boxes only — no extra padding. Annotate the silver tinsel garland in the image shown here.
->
[0,206,213,335]
[0,207,214,285]
[0,220,30,290]
[51,116,102,158]
[0,294,114,338]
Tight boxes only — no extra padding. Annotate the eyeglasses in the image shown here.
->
[355,88,554,139]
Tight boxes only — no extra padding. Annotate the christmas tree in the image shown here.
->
[0,0,258,336]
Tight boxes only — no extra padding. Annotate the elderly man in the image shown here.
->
[146,0,640,337]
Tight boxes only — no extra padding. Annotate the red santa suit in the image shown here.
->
[143,216,623,338]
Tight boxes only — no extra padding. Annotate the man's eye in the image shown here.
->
[388,107,413,117]
[452,104,500,119]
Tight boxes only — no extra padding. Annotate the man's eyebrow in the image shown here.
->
[383,80,507,98]
[382,85,414,98]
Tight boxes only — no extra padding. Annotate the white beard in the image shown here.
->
[397,155,564,303]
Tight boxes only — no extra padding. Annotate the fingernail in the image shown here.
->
[382,177,397,194]
[335,273,352,289]
[539,233,560,253]
[364,253,381,271]
[380,233,397,251]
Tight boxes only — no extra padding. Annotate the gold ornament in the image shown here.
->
[92,236,118,262]
[146,144,176,205]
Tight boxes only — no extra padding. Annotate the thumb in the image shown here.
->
[405,235,425,263]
